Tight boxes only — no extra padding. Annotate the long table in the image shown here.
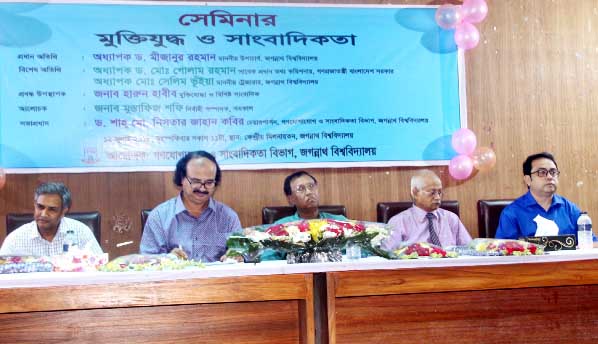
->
[2,251,598,343]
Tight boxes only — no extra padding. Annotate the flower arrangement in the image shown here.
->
[228,219,390,263]
[100,254,204,272]
[469,238,544,256]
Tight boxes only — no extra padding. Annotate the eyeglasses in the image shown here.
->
[530,168,560,178]
[295,183,318,194]
[186,176,216,189]
[421,189,443,197]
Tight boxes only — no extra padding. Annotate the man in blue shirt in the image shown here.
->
[496,152,582,240]
[140,151,242,262]
[274,171,347,224]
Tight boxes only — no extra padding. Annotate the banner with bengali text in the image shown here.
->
[0,1,466,172]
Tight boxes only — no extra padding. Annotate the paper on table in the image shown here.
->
[533,214,559,236]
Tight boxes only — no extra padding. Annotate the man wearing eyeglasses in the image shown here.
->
[274,171,348,224]
[383,169,471,249]
[496,152,587,240]
[140,150,242,262]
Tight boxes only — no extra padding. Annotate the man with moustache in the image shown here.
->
[0,182,103,256]
[383,169,471,249]
[140,151,242,262]
[274,171,348,224]
[260,170,348,260]
[496,152,584,239]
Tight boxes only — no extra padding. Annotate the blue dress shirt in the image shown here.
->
[495,191,581,239]
[140,194,242,262]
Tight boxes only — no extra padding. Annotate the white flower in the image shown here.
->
[343,228,355,237]
[322,231,339,239]
[291,231,311,243]
[286,225,300,236]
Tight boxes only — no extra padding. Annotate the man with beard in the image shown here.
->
[496,152,584,240]
[383,169,471,249]
[0,182,103,256]
[274,171,348,224]
[140,151,242,262]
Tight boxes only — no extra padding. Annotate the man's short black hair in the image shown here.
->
[34,182,72,210]
[173,151,221,187]
[283,171,317,196]
[523,152,558,176]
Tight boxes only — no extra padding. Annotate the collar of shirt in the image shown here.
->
[521,190,564,210]
[411,205,439,222]
[25,219,68,242]
[175,193,215,216]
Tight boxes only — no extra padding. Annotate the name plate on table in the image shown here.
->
[522,235,576,251]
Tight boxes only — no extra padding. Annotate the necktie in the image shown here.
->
[426,212,442,246]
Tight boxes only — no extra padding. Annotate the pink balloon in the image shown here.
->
[462,0,488,24]
[454,22,480,50]
[449,155,474,180]
[451,128,477,155]
[472,146,497,172]
[435,4,463,30]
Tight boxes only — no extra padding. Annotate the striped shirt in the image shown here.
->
[140,194,242,262]
[0,217,103,256]
[383,206,472,249]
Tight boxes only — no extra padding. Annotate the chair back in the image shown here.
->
[376,201,460,223]
[261,205,347,224]
[141,208,152,233]
[477,199,513,238]
[6,211,101,242]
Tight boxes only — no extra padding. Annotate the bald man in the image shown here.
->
[383,170,471,250]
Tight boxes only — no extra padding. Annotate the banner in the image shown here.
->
[0,1,466,172]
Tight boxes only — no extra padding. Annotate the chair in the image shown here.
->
[477,199,513,238]
[262,205,347,224]
[376,201,460,224]
[140,208,152,233]
[6,211,101,242]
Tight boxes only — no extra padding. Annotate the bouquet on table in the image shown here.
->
[0,255,53,274]
[468,238,544,256]
[392,242,458,259]
[228,219,390,263]
[52,246,109,272]
[100,253,204,272]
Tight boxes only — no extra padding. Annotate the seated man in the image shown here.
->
[0,182,103,256]
[496,152,587,240]
[261,171,347,260]
[274,171,347,224]
[140,150,242,262]
[383,170,471,249]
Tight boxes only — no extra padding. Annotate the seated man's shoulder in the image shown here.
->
[211,199,239,216]
[438,207,460,220]
[152,197,178,213]
[6,220,36,238]
[554,194,578,208]
[388,207,412,223]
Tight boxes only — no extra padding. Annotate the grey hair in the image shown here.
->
[34,182,72,209]
[410,170,441,198]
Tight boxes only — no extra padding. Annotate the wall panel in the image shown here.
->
[2,0,597,258]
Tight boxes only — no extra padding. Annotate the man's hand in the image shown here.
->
[220,254,244,263]
[170,247,188,260]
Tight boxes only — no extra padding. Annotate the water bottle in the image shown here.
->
[577,212,593,250]
[63,229,77,253]
[345,240,362,261]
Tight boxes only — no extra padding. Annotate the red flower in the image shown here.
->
[266,224,288,236]
[298,221,310,232]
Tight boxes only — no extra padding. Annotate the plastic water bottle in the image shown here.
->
[577,212,593,250]
[345,240,362,261]
[63,229,77,253]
